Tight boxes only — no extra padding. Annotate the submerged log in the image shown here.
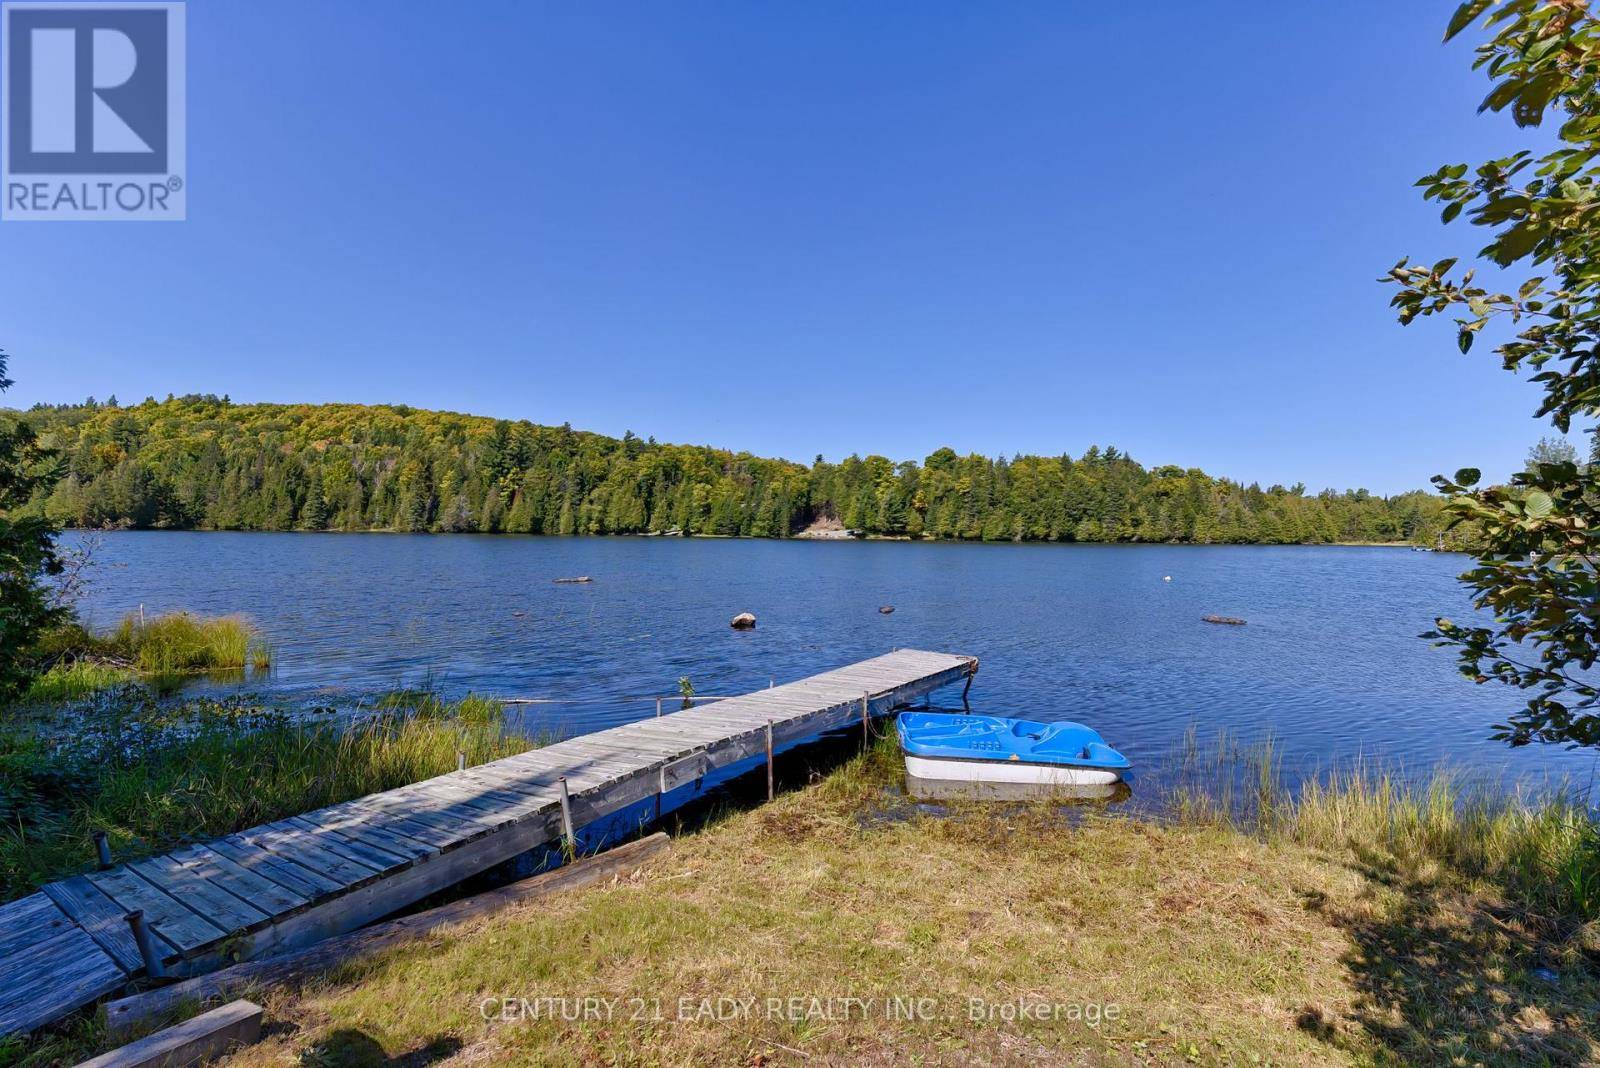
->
[730,612,757,629]
[1202,615,1247,626]
[553,576,592,584]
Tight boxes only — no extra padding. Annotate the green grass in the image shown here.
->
[19,663,135,704]
[14,613,274,707]
[0,688,539,904]
[189,736,1599,1068]
[1289,767,1600,921]
[108,611,269,674]
[1158,724,1600,925]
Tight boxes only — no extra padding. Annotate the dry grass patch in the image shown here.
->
[27,739,1580,1067]
[215,764,1399,1066]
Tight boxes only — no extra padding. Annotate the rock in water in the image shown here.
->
[879,606,895,614]
[553,576,592,584]
[1202,615,1247,626]
[731,612,757,629]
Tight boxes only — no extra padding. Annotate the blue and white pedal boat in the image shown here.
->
[896,712,1132,787]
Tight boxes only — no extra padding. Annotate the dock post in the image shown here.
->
[655,697,662,718]
[125,910,165,978]
[861,694,870,750]
[456,751,466,772]
[765,719,774,801]
[557,776,576,855]
[92,830,112,870]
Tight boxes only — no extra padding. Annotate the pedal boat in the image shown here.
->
[896,712,1131,787]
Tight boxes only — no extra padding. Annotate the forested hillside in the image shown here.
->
[12,396,1451,544]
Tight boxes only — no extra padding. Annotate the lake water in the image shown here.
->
[65,531,1600,793]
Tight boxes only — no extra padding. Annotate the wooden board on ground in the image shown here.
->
[79,999,263,1068]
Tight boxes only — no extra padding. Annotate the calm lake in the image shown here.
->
[65,532,1600,792]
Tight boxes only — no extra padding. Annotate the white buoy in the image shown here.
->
[1163,575,1172,582]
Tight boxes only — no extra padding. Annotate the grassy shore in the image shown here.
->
[0,687,538,904]
[115,737,1590,1068]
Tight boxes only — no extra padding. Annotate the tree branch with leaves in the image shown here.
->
[1387,0,1600,747]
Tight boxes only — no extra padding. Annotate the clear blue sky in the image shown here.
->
[1,1,1577,494]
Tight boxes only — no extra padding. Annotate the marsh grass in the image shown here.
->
[16,613,274,706]
[108,611,270,674]
[20,662,135,704]
[0,687,538,903]
[1158,723,1600,925]
[1290,767,1600,921]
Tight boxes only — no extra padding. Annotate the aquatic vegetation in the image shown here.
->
[19,662,135,704]
[12,612,274,705]
[0,688,538,903]
[1290,769,1600,922]
[1160,724,1599,922]
[108,611,269,674]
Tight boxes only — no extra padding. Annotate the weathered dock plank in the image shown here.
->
[205,838,344,901]
[126,855,272,934]
[0,922,124,1037]
[166,845,310,918]
[83,867,226,957]
[40,877,149,973]
[0,649,975,1039]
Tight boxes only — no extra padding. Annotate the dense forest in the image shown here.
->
[9,396,1454,545]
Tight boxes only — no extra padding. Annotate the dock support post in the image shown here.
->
[861,694,870,750]
[126,910,165,978]
[456,751,466,772]
[766,719,774,801]
[557,776,576,855]
[655,697,662,718]
[93,829,112,870]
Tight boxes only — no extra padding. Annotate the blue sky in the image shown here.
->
[0,1,1576,494]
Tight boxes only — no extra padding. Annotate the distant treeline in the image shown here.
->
[12,396,1456,545]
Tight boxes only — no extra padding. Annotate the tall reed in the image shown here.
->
[1290,767,1600,920]
[0,688,538,902]
[109,611,271,673]
[1158,726,1600,922]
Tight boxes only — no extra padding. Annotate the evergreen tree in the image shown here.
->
[0,351,64,698]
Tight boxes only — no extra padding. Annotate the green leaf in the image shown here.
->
[1480,77,1523,115]
[1458,327,1475,353]
[1455,468,1482,487]
[1444,0,1493,41]
[1524,490,1553,517]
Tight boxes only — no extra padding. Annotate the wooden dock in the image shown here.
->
[0,649,976,1038]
